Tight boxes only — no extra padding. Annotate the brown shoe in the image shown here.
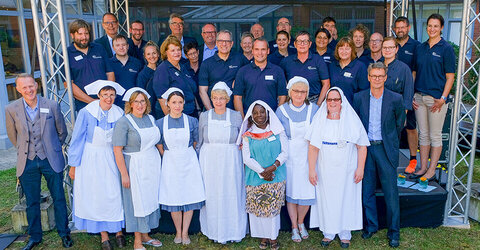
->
[101,240,113,250]
[116,235,126,248]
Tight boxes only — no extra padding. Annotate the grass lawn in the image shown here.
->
[1,158,480,249]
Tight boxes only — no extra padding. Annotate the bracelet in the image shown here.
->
[273,162,279,168]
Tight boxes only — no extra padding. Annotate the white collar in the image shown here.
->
[289,102,306,112]
[84,100,124,123]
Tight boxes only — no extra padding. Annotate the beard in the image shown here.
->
[396,32,407,40]
[74,39,89,49]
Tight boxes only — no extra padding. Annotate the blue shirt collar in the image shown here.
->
[369,90,384,100]
[23,97,39,112]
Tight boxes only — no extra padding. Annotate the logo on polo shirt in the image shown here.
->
[92,55,102,59]
[129,69,138,73]
[308,66,317,70]
[229,65,238,69]
[404,50,413,55]
[432,52,441,58]
[174,72,180,77]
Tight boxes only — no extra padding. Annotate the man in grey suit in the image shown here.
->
[5,74,73,250]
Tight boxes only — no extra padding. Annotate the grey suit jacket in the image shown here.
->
[5,96,68,177]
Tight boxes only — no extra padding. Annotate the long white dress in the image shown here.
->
[199,109,247,243]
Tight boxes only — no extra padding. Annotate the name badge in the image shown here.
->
[324,56,330,60]
[129,69,137,73]
[74,55,83,61]
[344,72,352,78]
[267,136,276,142]
[265,75,274,80]
[174,72,180,77]
[92,55,102,59]
[40,108,49,114]
[273,44,278,48]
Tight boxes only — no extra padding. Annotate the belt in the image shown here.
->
[369,140,383,145]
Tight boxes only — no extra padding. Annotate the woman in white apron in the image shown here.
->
[113,88,163,250]
[306,87,369,248]
[198,82,246,244]
[275,77,318,243]
[68,80,126,249]
[156,87,205,245]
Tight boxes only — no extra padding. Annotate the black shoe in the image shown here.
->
[410,171,426,179]
[320,239,332,247]
[116,235,126,248]
[361,231,376,239]
[389,239,400,248]
[340,241,350,248]
[102,240,113,250]
[22,240,41,250]
[61,235,74,248]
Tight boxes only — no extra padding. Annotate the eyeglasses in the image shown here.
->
[212,96,227,101]
[277,22,290,27]
[170,22,184,27]
[187,51,198,57]
[103,21,118,26]
[101,94,116,99]
[370,39,383,44]
[217,39,232,44]
[295,39,310,45]
[369,75,386,79]
[202,31,216,35]
[326,98,341,102]
[382,46,397,51]
[133,100,146,105]
[291,89,308,95]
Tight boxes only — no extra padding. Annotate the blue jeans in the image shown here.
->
[362,144,400,240]
[19,157,70,242]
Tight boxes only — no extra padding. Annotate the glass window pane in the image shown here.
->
[65,0,79,15]
[422,4,447,19]
[1,15,25,75]
[449,4,463,19]
[448,22,461,45]
[82,0,94,15]
[0,0,16,11]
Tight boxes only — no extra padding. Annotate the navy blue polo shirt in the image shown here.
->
[279,53,329,97]
[413,38,456,99]
[185,63,204,110]
[267,50,288,66]
[357,48,371,66]
[136,65,155,89]
[233,62,287,111]
[110,56,142,108]
[127,38,147,67]
[199,52,248,108]
[312,47,335,65]
[328,59,369,104]
[269,39,296,55]
[398,36,420,70]
[152,60,198,115]
[385,59,414,110]
[327,39,338,51]
[359,54,384,66]
[65,42,112,110]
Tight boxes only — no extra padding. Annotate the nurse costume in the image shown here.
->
[68,80,126,233]
[306,87,370,240]
[112,87,162,233]
[156,88,206,212]
[198,82,247,243]
[237,100,288,240]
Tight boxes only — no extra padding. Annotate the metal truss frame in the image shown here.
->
[389,0,409,35]
[110,0,130,36]
[444,0,480,228]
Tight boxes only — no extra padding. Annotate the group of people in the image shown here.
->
[5,9,456,250]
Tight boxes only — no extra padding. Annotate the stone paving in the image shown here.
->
[0,146,16,170]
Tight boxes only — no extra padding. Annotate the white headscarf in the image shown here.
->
[212,81,233,97]
[305,87,369,148]
[122,87,151,101]
[287,76,309,90]
[236,100,285,145]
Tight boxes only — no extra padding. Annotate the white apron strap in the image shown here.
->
[126,114,141,131]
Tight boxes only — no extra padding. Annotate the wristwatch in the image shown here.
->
[441,96,447,102]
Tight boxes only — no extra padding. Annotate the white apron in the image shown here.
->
[309,119,363,233]
[279,104,316,200]
[74,122,123,222]
[123,114,161,217]
[159,114,206,206]
[199,109,247,242]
